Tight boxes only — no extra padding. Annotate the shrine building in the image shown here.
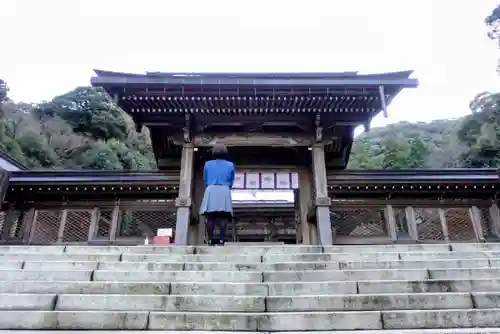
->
[0,70,499,246]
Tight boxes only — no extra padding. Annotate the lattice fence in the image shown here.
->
[32,210,61,244]
[444,208,476,241]
[117,206,176,238]
[29,200,177,244]
[413,207,444,241]
[330,207,388,238]
[63,210,92,243]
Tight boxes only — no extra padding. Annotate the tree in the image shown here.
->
[0,79,8,103]
[457,92,500,167]
[485,4,500,72]
[35,87,129,142]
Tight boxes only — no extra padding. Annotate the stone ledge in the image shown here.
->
[266,292,472,312]
[382,309,500,329]
[0,311,148,330]
[0,269,91,282]
[0,329,498,334]
[2,278,500,296]
[93,270,263,283]
[56,294,266,312]
[10,258,499,272]
[148,311,382,331]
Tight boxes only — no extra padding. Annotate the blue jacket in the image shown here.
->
[203,159,235,189]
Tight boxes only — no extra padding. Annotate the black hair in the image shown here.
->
[211,143,228,159]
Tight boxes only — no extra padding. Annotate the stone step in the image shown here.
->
[5,250,500,263]
[399,251,500,260]
[55,294,265,312]
[46,292,476,312]
[94,270,263,282]
[0,244,453,255]
[3,278,500,295]
[429,267,500,280]
[264,268,429,281]
[0,330,498,334]
[452,243,500,252]
[0,269,91,281]
[1,309,500,330]
[358,278,500,294]
[14,258,495,271]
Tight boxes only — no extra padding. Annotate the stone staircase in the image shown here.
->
[1,244,500,332]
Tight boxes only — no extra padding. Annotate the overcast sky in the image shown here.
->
[1,0,499,201]
[1,0,499,129]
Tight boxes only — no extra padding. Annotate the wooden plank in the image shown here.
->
[438,208,450,243]
[175,143,194,245]
[87,207,99,241]
[405,206,418,241]
[109,202,120,241]
[384,205,397,243]
[469,206,485,242]
[312,144,333,245]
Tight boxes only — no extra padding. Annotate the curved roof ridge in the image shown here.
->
[93,69,414,80]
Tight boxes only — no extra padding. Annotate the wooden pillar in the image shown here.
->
[175,143,194,245]
[298,168,313,244]
[469,206,485,242]
[310,223,319,244]
[405,206,419,242]
[384,204,397,243]
[438,208,450,243]
[109,200,120,242]
[311,144,333,245]
[193,167,205,245]
[489,204,500,238]
[24,208,38,244]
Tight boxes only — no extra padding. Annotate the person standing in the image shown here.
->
[199,143,235,245]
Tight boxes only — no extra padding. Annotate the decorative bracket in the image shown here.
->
[182,114,191,143]
[315,114,323,142]
[315,197,332,207]
[175,197,192,208]
[363,120,371,132]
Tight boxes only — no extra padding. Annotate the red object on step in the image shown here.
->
[152,236,172,245]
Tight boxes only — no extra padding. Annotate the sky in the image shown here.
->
[1,0,500,127]
[1,0,500,201]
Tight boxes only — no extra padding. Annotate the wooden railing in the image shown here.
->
[329,198,499,244]
[0,199,177,245]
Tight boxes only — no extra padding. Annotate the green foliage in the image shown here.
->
[485,4,500,72]
[35,87,128,141]
[0,85,156,171]
[456,92,500,168]
[0,79,7,103]
[348,120,463,169]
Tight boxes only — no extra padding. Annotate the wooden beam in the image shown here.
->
[384,205,397,243]
[175,143,194,245]
[312,144,333,245]
[405,206,418,242]
[438,208,450,243]
[469,206,485,242]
